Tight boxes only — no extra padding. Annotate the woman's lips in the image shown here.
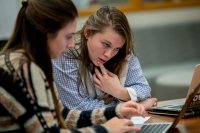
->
[98,58,106,64]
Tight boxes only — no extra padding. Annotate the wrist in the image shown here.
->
[116,87,130,101]
[115,103,124,118]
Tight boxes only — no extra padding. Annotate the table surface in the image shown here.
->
[147,98,200,133]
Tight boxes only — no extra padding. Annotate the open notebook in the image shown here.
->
[148,64,200,118]
[136,82,200,133]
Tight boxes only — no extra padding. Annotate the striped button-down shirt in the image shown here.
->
[52,52,151,110]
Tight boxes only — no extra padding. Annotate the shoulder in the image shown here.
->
[1,52,44,75]
[126,53,138,62]
[0,52,47,91]
[52,50,78,65]
[52,51,81,76]
[11,52,47,80]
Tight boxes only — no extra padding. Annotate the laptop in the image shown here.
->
[148,64,200,118]
[136,82,200,133]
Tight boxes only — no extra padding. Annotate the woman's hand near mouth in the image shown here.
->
[93,63,131,101]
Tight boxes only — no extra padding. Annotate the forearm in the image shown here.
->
[113,87,131,101]
[59,89,114,110]
[56,80,117,110]
[110,81,150,102]
[63,105,120,128]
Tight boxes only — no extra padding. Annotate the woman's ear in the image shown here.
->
[84,28,90,39]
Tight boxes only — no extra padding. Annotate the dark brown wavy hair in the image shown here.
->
[1,0,78,128]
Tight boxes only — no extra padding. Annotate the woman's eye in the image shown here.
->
[65,33,74,41]
[115,48,120,52]
[103,42,109,47]
[66,35,73,40]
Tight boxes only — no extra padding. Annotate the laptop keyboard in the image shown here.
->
[137,123,170,133]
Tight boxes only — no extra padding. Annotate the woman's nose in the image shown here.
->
[67,41,75,49]
[104,49,114,58]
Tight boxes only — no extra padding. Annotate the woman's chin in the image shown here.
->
[94,63,99,67]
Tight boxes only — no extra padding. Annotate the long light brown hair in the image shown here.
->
[1,0,78,128]
[72,6,134,96]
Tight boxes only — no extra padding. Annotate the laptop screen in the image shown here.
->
[169,83,200,131]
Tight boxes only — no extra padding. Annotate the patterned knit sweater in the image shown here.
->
[0,52,121,133]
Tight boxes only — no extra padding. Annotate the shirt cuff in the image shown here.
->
[126,87,138,101]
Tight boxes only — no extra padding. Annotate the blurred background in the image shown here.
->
[1,0,200,101]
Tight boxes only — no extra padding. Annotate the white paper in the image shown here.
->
[131,116,151,128]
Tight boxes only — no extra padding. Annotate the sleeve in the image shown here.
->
[52,52,114,110]
[124,55,151,101]
[62,105,119,129]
